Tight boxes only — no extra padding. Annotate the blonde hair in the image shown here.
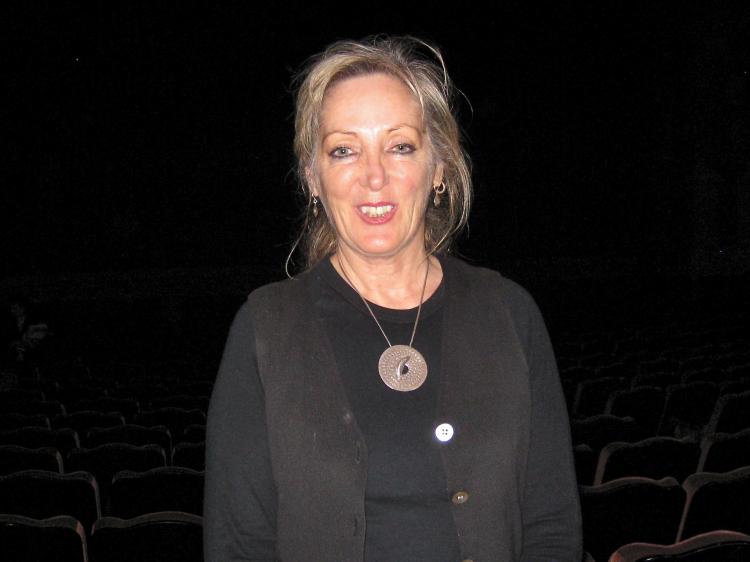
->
[289,35,472,272]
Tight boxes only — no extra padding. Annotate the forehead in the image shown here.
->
[320,72,423,130]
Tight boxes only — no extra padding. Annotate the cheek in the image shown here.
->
[317,179,350,220]
[319,168,355,199]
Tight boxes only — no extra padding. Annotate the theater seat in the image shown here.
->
[88,511,202,562]
[0,470,101,531]
[173,381,213,397]
[52,411,125,435]
[574,444,596,485]
[0,514,88,562]
[70,397,140,421]
[151,395,209,413]
[580,476,686,562]
[658,382,719,437]
[0,445,64,474]
[631,371,680,390]
[572,414,644,453]
[0,389,46,403]
[678,466,750,541]
[134,408,206,443]
[86,424,172,457]
[3,400,66,417]
[605,386,666,435]
[594,436,700,485]
[0,427,80,456]
[573,376,626,417]
[706,391,750,435]
[172,441,205,470]
[0,413,50,430]
[180,424,206,443]
[610,529,750,561]
[67,443,167,506]
[109,466,203,517]
[698,428,750,473]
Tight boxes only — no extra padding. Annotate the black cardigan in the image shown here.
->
[204,255,582,562]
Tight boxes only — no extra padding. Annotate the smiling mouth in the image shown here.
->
[358,204,394,218]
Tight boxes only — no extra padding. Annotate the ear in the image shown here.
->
[305,165,319,198]
[432,162,445,188]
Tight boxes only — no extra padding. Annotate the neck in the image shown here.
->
[332,247,442,310]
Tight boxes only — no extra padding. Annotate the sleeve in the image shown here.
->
[203,300,279,562]
[509,284,583,562]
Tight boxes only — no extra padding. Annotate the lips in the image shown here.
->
[357,202,397,224]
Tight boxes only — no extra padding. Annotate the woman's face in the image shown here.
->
[313,72,443,262]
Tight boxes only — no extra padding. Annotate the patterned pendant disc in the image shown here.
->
[378,345,428,392]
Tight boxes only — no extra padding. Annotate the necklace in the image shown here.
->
[336,254,430,392]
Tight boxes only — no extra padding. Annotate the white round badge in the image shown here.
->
[435,423,454,442]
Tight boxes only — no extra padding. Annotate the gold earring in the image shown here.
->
[312,195,319,217]
[433,182,446,207]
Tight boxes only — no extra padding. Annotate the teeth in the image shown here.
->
[360,205,393,217]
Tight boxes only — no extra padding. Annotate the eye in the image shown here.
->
[329,146,353,158]
[392,143,416,154]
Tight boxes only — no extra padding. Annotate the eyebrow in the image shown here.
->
[321,124,422,142]
[321,130,356,141]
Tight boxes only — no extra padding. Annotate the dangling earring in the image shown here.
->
[312,195,319,217]
[433,182,446,207]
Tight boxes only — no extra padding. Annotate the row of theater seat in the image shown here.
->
[0,376,209,560]
[560,348,747,382]
[0,439,204,486]
[0,441,203,473]
[574,429,750,485]
[0,403,208,432]
[0,393,210,415]
[0,467,203,526]
[570,387,750,444]
[4,359,210,560]
[565,376,750,430]
[554,315,745,362]
[607,529,750,562]
[556,318,750,559]
[556,321,747,383]
[581,466,750,561]
[1,310,745,561]
[4,513,750,562]
[1,511,203,562]
[3,465,748,561]
[0,420,205,456]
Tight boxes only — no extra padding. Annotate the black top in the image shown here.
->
[204,254,583,561]
[315,258,460,562]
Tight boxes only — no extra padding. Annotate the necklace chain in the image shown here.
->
[336,254,431,349]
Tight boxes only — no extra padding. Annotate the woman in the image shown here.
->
[204,36,582,561]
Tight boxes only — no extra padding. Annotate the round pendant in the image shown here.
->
[378,345,428,392]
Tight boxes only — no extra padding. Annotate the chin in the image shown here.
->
[361,236,404,254]
[344,228,422,259]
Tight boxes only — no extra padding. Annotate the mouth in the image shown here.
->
[358,203,395,219]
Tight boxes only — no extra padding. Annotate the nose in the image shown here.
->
[359,150,386,191]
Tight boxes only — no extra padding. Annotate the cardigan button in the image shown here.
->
[451,490,469,505]
[435,423,454,442]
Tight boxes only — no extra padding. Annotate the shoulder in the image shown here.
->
[442,255,549,359]
[249,266,316,305]
[235,266,321,332]
[442,254,540,317]
[444,256,556,376]
[246,277,299,307]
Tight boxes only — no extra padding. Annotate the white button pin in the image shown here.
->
[435,423,454,442]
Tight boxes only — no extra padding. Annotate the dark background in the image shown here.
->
[2,8,749,556]
[3,3,749,345]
